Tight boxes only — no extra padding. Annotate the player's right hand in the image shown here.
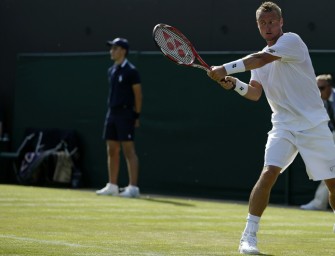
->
[207,65,227,82]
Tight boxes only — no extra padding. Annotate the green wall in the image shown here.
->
[12,51,335,204]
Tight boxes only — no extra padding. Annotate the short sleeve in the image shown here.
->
[250,69,260,84]
[263,33,305,63]
[130,69,141,85]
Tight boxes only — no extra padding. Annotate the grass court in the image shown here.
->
[0,184,334,256]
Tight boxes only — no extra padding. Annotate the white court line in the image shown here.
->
[0,234,88,248]
[0,234,194,255]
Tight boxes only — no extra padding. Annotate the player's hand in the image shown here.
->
[218,76,237,90]
[207,65,227,82]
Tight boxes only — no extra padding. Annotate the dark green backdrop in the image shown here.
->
[12,51,335,204]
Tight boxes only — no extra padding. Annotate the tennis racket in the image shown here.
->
[153,23,210,72]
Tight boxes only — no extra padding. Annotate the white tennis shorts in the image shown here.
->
[264,121,335,181]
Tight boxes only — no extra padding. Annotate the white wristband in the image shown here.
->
[234,79,248,96]
[223,59,246,75]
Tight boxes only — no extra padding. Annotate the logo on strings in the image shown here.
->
[162,31,185,58]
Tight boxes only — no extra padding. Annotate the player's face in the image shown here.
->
[110,45,126,62]
[317,79,332,100]
[257,10,283,46]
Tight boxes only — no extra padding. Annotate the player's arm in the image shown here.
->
[208,52,280,82]
[220,76,263,101]
[132,83,142,126]
[243,52,281,70]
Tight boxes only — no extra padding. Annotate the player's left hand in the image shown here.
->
[207,65,227,82]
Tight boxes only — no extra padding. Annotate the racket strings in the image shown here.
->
[154,28,194,64]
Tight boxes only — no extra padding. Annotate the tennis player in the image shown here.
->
[207,1,335,254]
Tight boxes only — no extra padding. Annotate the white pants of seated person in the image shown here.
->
[308,131,335,209]
[307,181,329,210]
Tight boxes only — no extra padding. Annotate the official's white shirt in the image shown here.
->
[251,32,329,131]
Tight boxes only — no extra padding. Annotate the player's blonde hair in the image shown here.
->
[317,74,333,84]
[256,2,282,20]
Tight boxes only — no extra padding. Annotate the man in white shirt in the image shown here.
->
[208,2,335,255]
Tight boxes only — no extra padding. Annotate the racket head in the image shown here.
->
[153,24,197,66]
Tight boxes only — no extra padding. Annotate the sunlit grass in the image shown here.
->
[0,185,334,256]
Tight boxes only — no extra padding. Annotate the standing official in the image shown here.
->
[96,38,142,198]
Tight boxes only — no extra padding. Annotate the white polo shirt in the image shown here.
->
[251,32,329,131]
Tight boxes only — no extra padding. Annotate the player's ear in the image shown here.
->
[280,18,283,27]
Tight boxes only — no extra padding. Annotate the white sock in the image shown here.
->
[247,213,260,223]
[243,213,260,234]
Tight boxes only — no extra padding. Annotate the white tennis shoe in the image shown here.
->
[119,185,140,198]
[239,233,260,255]
[96,183,119,196]
[300,201,326,211]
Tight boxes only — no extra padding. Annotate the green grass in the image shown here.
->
[0,185,334,256]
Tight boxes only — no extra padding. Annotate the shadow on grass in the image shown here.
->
[140,197,196,207]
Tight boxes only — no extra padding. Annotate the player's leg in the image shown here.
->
[239,129,297,254]
[249,165,282,216]
[324,178,335,233]
[297,122,335,231]
[239,165,281,254]
[296,122,335,232]
[324,178,335,211]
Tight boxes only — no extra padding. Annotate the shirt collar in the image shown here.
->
[120,59,128,68]
[114,59,127,71]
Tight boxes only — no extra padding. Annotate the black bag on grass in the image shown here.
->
[16,131,82,187]
[17,149,57,185]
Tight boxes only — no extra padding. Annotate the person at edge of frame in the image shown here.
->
[300,74,335,211]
